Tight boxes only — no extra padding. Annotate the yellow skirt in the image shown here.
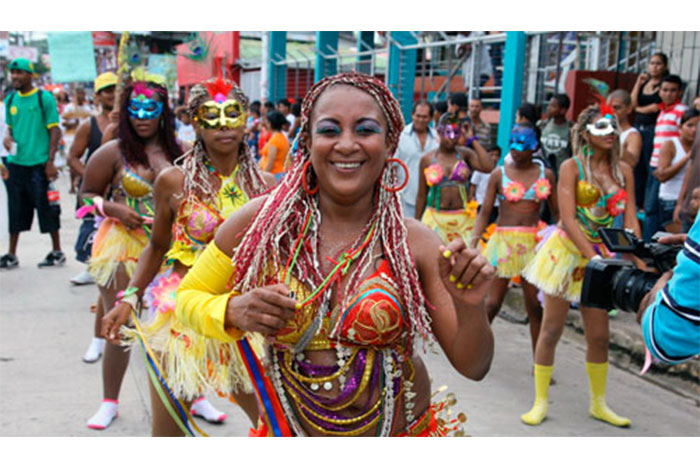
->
[421,207,475,245]
[123,267,261,400]
[521,228,609,303]
[481,226,538,279]
[88,218,148,288]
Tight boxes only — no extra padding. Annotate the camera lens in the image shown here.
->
[611,268,660,313]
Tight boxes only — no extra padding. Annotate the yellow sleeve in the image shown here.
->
[176,241,244,342]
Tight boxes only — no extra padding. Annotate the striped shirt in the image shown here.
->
[642,216,700,365]
[650,101,688,168]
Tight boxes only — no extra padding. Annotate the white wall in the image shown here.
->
[241,70,262,103]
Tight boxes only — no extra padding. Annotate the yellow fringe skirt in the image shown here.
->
[88,218,148,288]
[521,227,609,303]
[123,267,261,400]
[421,207,475,245]
[481,226,538,278]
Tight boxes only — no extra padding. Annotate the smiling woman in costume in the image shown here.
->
[174,72,495,437]
[470,124,558,356]
[415,113,494,245]
[100,76,275,435]
[80,76,182,430]
[520,103,640,427]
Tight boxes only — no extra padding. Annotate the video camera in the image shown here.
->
[580,228,681,313]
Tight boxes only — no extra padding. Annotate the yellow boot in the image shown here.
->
[586,362,631,427]
[521,364,552,426]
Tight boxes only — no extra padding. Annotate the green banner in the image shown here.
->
[47,31,97,83]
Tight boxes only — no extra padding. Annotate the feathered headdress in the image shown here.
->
[178,32,215,62]
[203,56,233,103]
[584,78,615,119]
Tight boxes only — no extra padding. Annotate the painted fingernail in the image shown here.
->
[443,250,452,259]
[457,282,464,289]
[449,274,456,283]
[467,284,472,290]
[295,303,302,310]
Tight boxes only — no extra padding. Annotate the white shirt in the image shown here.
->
[177,124,196,146]
[470,170,490,205]
[286,114,295,128]
[0,102,8,157]
[395,123,439,218]
[659,137,689,201]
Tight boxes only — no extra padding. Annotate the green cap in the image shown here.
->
[8,58,35,74]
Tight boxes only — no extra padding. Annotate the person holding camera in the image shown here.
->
[638,216,700,366]
[520,103,640,427]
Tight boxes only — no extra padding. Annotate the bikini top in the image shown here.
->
[119,166,154,200]
[424,152,470,187]
[273,258,407,352]
[166,167,248,267]
[497,159,551,202]
[573,157,628,242]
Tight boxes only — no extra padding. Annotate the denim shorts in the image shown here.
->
[658,198,677,229]
[74,217,96,263]
[3,162,60,234]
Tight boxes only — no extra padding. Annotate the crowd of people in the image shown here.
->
[1,49,699,437]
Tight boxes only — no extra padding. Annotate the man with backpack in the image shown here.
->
[1,58,64,269]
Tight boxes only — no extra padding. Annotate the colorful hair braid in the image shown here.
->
[230,72,434,350]
[175,78,267,202]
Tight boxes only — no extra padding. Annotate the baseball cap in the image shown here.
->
[94,72,118,93]
[8,58,35,74]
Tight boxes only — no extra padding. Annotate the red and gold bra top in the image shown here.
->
[272,258,407,352]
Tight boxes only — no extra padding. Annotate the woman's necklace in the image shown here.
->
[283,209,377,310]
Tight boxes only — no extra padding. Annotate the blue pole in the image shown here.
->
[315,31,339,82]
[269,31,287,103]
[387,31,417,121]
[497,31,527,162]
[357,31,374,75]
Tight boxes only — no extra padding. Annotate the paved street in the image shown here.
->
[1,173,698,437]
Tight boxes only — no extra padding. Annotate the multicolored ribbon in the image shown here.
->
[236,338,292,437]
[130,309,209,437]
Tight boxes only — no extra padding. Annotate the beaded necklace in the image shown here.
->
[269,209,421,436]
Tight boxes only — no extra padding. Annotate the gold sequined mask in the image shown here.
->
[195,99,246,130]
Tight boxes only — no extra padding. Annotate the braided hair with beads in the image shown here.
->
[230,72,434,349]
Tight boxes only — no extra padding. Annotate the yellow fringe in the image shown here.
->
[87,218,148,287]
[123,268,264,401]
[421,207,474,245]
[521,228,590,303]
[482,227,538,278]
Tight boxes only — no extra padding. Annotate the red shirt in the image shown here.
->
[651,101,688,168]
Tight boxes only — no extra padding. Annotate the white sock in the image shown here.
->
[190,397,227,423]
[83,337,105,363]
[87,399,119,430]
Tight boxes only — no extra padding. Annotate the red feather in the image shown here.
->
[204,77,233,103]
[598,95,615,119]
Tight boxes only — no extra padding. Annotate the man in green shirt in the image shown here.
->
[1,58,64,269]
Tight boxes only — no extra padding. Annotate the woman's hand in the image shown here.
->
[636,72,650,86]
[462,120,475,139]
[226,284,297,335]
[107,203,144,229]
[438,239,495,307]
[101,302,135,344]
